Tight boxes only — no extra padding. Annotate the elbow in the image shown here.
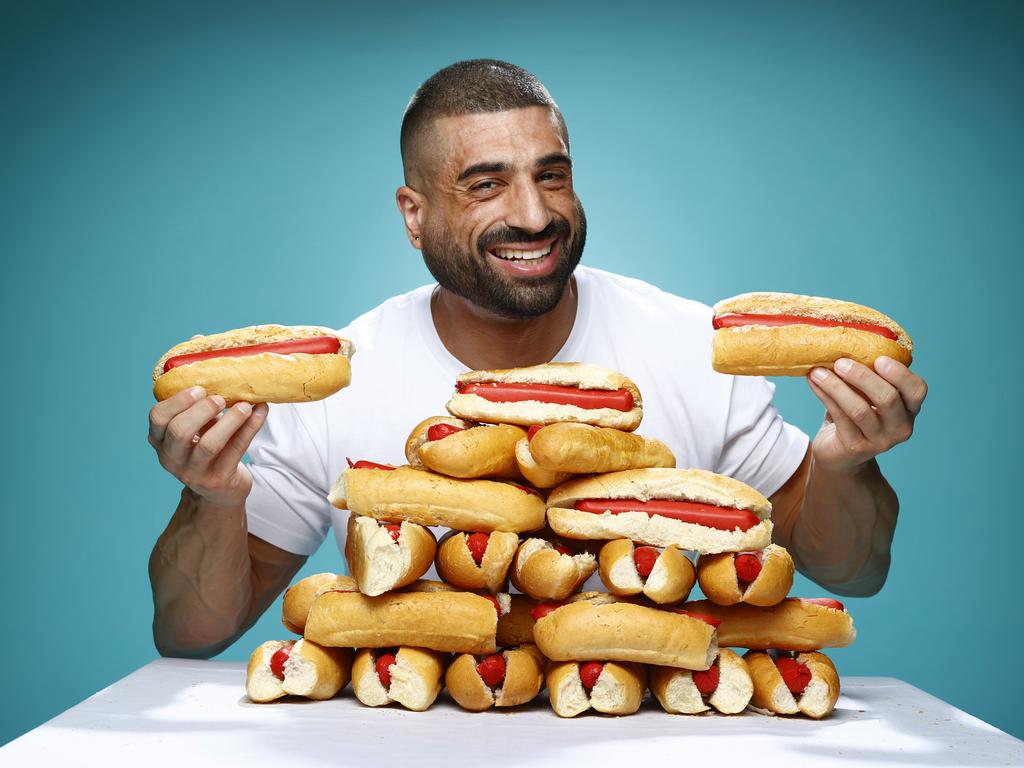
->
[809,558,891,598]
[152,621,238,660]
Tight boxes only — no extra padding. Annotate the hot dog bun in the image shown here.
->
[711,292,912,376]
[649,648,752,714]
[405,417,526,479]
[598,539,695,605]
[547,468,773,554]
[683,598,856,650]
[351,647,446,711]
[515,438,574,489]
[304,590,498,654]
[344,515,437,596]
[445,644,546,711]
[245,639,352,703]
[533,595,717,670]
[745,650,840,718]
[527,423,675,474]
[510,538,597,601]
[447,363,643,431]
[153,324,353,403]
[546,660,646,717]
[435,530,520,593]
[282,573,357,635]
[328,466,546,533]
[496,594,538,647]
[696,544,794,606]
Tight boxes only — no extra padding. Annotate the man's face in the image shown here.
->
[415,106,586,319]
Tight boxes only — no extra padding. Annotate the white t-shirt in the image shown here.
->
[246,266,809,557]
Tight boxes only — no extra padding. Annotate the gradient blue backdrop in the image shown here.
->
[2,0,1021,747]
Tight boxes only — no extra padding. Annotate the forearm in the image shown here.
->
[149,487,256,658]
[789,456,899,596]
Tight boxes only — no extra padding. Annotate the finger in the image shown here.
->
[149,386,206,445]
[873,357,928,415]
[161,395,226,467]
[185,402,256,475]
[832,358,907,433]
[808,367,884,443]
[807,377,867,449]
[210,403,269,477]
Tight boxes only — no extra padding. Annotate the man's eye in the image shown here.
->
[472,181,498,192]
[539,171,567,183]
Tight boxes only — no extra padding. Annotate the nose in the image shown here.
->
[503,177,553,234]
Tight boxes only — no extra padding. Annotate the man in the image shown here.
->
[147,60,927,658]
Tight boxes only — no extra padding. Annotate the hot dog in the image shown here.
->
[744,650,840,718]
[696,544,794,607]
[533,592,718,670]
[526,423,675,474]
[510,538,597,601]
[404,417,526,479]
[328,465,546,533]
[598,539,695,605]
[681,598,856,650]
[435,530,520,593]
[351,647,447,711]
[650,648,752,715]
[496,594,539,647]
[245,638,352,703]
[546,660,647,717]
[446,363,643,431]
[153,325,354,403]
[281,573,358,635]
[514,435,574,489]
[446,644,546,711]
[547,468,773,554]
[711,292,913,376]
[344,515,437,596]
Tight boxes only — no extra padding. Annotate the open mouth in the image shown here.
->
[488,240,555,262]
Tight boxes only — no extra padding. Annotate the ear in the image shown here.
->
[396,186,426,250]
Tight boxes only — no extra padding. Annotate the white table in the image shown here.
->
[2,658,1020,767]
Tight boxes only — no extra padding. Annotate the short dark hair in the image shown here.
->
[400,59,567,183]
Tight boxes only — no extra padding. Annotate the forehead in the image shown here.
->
[430,106,568,177]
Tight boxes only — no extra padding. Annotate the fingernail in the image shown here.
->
[211,395,226,410]
[188,386,204,400]
[236,402,252,415]
[875,356,894,373]
[810,368,829,383]
[834,358,853,375]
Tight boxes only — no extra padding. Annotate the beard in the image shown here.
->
[420,200,587,320]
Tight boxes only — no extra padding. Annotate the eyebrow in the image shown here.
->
[456,153,573,182]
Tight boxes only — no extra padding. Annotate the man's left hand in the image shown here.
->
[806,356,928,473]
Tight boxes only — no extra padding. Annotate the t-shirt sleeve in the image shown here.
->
[715,375,809,498]
[245,403,332,556]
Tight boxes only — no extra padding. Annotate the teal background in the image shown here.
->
[2,0,1021,746]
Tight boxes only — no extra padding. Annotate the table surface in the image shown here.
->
[2,659,1021,767]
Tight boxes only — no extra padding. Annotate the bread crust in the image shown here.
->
[546,660,646,717]
[515,438,574,489]
[435,529,520,593]
[282,573,357,635]
[351,647,446,711]
[533,599,717,669]
[153,325,354,403]
[405,417,526,479]
[344,515,437,596]
[329,466,546,533]
[599,539,695,604]
[510,538,597,601]
[682,598,856,650]
[245,639,352,703]
[304,590,498,654]
[649,648,752,714]
[496,594,538,647]
[745,650,840,718]
[446,645,545,711]
[696,544,794,607]
[528,423,675,474]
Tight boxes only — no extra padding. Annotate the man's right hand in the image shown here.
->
[148,386,269,508]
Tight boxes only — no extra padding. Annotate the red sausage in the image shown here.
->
[269,643,294,681]
[375,652,397,689]
[164,336,342,372]
[734,553,762,583]
[531,602,564,621]
[692,663,720,696]
[712,313,897,341]
[578,661,604,691]
[456,382,635,412]
[483,595,502,617]
[476,654,507,688]
[426,423,465,441]
[383,524,401,543]
[574,499,760,532]
[632,546,660,578]
[346,458,396,470]
[673,610,722,629]
[774,656,812,695]
[801,598,845,611]
[466,533,490,565]
[527,425,544,441]
[553,543,574,556]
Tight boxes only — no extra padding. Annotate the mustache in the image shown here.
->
[477,218,571,253]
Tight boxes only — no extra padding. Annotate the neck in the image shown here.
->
[431,277,579,370]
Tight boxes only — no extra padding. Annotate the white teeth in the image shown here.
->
[492,244,552,261]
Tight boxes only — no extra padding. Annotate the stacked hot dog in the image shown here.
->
[245,362,856,718]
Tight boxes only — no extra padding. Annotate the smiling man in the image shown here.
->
[147,60,928,658]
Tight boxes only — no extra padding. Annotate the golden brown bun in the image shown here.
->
[696,544,794,607]
[405,417,526,479]
[711,292,912,376]
[435,530,519,593]
[683,598,856,650]
[446,645,545,711]
[528,423,675,474]
[245,639,352,703]
[745,650,840,718]
[649,648,752,714]
[282,574,357,635]
[344,515,437,597]
[515,438,574,489]
[598,539,695,605]
[328,466,546,533]
[447,363,643,431]
[533,598,717,670]
[304,590,497,654]
[496,594,538,647]
[152,324,353,403]
[546,660,646,717]
[510,538,597,601]
[351,647,446,711]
